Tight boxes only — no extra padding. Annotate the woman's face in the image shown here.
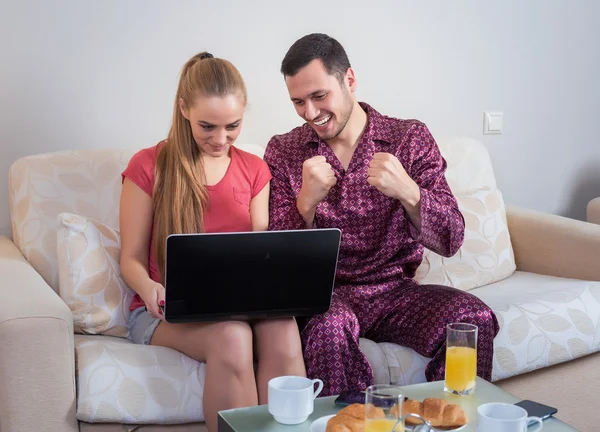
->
[180,93,245,158]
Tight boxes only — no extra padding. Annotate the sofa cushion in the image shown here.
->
[359,338,428,386]
[471,271,600,381]
[73,272,600,425]
[9,149,138,293]
[415,187,516,290]
[57,213,134,337]
[436,137,497,194]
[360,271,600,386]
[75,335,206,424]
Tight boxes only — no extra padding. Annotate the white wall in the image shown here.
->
[1,0,599,238]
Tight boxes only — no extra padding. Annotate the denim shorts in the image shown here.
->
[128,306,162,345]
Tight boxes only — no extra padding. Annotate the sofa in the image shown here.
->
[588,197,600,225]
[1,137,599,432]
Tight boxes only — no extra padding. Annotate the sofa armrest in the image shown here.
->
[0,236,78,432]
[506,206,600,281]
[588,197,600,225]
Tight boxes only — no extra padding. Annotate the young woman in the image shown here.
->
[119,52,306,431]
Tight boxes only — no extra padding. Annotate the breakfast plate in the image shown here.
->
[310,414,335,432]
[310,414,466,432]
[405,424,467,431]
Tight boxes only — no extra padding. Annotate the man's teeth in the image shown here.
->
[314,115,332,126]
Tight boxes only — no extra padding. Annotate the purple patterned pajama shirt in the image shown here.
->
[263,102,499,396]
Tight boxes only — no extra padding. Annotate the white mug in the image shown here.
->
[477,403,543,432]
[267,376,324,425]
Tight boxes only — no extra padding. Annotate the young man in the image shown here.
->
[263,33,499,396]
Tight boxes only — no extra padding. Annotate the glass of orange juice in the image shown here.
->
[444,322,478,395]
[365,384,405,432]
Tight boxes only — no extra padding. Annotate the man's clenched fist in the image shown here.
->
[367,152,419,205]
[300,155,337,207]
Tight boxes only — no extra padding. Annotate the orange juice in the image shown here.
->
[365,418,404,432]
[445,346,477,392]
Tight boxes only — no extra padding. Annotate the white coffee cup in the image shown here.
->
[477,402,543,432]
[267,376,324,425]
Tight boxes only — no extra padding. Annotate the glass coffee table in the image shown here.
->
[218,377,576,431]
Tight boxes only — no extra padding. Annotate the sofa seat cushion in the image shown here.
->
[75,335,206,424]
[74,272,600,424]
[471,271,600,381]
[361,271,600,386]
[359,338,429,386]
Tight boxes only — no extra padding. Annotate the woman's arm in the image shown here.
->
[119,178,164,319]
[250,181,270,231]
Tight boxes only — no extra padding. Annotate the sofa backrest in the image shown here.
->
[8,138,497,293]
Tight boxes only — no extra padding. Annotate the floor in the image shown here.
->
[496,351,599,432]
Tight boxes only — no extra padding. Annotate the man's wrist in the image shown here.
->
[396,181,421,208]
[296,190,317,226]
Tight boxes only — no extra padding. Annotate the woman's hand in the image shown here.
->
[140,279,166,320]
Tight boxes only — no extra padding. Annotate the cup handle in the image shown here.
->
[312,379,324,399]
[526,416,543,432]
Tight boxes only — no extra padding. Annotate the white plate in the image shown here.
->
[310,414,336,432]
[310,414,467,432]
[406,424,467,432]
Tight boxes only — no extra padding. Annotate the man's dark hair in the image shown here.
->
[281,33,351,82]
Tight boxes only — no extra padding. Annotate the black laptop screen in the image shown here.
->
[164,229,341,322]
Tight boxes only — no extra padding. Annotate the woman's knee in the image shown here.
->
[207,321,254,373]
[258,319,303,361]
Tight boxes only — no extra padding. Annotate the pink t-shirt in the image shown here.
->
[121,141,272,311]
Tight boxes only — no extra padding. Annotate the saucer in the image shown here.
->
[310,414,336,432]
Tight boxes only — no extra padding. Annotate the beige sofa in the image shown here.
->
[1,138,599,432]
[588,197,600,225]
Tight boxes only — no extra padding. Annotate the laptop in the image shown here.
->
[164,228,342,323]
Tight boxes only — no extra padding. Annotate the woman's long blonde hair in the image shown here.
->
[153,52,247,283]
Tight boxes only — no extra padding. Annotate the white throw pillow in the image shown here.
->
[414,187,516,290]
[56,213,134,337]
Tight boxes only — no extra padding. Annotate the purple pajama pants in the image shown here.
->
[300,280,499,396]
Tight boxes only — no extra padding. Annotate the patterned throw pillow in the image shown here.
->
[414,187,516,290]
[56,213,134,337]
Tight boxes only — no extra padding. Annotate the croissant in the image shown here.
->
[394,397,467,430]
[326,403,385,432]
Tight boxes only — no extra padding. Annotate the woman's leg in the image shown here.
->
[252,317,306,404]
[150,320,257,432]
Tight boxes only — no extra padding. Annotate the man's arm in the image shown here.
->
[263,137,309,231]
[400,192,422,232]
[296,188,318,228]
[368,152,423,230]
[404,124,465,257]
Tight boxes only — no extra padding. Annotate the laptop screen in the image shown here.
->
[164,229,341,322]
